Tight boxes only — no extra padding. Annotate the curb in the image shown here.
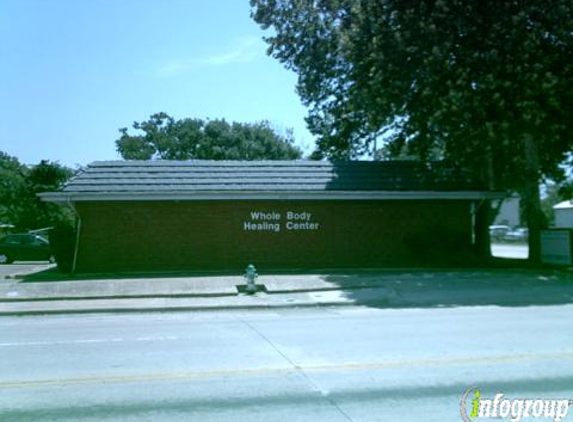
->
[0,300,359,317]
[0,286,358,303]
[0,292,238,303]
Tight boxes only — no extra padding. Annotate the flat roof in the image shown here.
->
[554,200,573,210]
[39,160,506,202]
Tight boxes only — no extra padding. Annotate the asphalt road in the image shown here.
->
[2,305,573,421]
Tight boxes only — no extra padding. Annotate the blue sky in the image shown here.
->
[0,0,314,167]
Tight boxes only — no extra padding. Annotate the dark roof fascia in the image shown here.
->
[39,190,507,203]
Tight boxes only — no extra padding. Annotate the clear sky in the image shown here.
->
[0,0,314,167]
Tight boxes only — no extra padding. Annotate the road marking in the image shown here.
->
[2,350,573,389]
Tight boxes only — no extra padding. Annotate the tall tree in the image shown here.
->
[251,0,573,261]
[0,152,28,228]
[25,160,75,229]
[0,152,74,231]
[116,113,303,160]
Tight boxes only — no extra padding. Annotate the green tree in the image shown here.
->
[25,160,75,229]
[0,152,74,231]
[116,113,303,160]
[251,0,573,261]
[0,152,28,228]
[541,184,560,227]
[559,171,573,200]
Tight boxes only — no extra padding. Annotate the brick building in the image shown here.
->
[40,160,503,273]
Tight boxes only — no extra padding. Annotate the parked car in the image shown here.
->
[489,225,511,242]
[0,233,55,264]
[503,227,529,243]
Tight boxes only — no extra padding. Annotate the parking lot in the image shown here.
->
[491,243,529,259]
[0,263,53,279]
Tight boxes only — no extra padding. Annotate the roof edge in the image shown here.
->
[554,200,573,210]
[39,190,507,203]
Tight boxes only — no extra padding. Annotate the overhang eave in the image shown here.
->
[38,190,507,203]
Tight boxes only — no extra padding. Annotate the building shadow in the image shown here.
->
[319,268,573,309]
[322,161,488,267]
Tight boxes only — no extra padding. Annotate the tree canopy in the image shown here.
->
[116,113,303,161]
[0,152,74,231]
[251,0,572,179]
[0,152,28,227]
[251,0,573,260]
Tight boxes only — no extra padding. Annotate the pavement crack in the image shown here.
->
[234,315,356,422]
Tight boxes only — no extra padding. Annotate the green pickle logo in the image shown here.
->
[461,387,571,422]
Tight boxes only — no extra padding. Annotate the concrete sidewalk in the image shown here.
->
[0,273,394,315]
[1,268,572,315]
[0,290,391,316]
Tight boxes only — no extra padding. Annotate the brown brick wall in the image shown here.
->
[75,200,473,272]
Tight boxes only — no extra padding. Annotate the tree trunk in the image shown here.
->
[523,134,543,263]
[474,150,495,259]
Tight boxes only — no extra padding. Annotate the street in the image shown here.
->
[2,305,573,421]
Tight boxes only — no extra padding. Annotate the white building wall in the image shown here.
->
[555,208,573,228]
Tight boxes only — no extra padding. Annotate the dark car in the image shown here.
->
[0,233,55,264]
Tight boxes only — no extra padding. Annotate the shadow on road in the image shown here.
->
[321,268,573,309]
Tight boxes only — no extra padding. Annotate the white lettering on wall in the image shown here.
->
[242,210,320,233]
[250,211,281,221]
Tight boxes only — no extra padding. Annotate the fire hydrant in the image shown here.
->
[245,264,258,294]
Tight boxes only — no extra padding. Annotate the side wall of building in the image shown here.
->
[555,208,573,229]
[75,200,473,272]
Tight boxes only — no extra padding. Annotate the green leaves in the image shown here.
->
[252,0,573,189]
[115,113,303,161]
[0,152,28,226]
[0,153,74,231]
